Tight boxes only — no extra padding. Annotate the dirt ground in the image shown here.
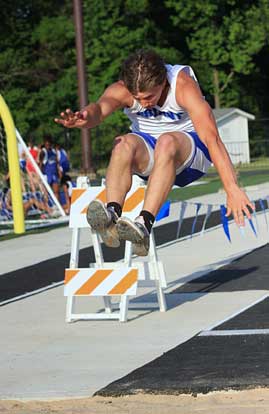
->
[1,388,269,414]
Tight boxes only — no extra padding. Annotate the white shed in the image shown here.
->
[213,108,255,164]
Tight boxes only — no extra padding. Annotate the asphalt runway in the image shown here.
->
[96,244,269,396]
[0,209,223,303]
[172,244,269,293]
[1,190,269,399]
[0,198,267,303]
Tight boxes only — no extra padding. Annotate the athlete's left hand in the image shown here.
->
[226,186,255,226]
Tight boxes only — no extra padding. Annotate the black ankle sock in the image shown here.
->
[107,202,122,217]
[139,210,155,233]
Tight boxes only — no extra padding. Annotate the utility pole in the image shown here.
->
[73,0,93,173]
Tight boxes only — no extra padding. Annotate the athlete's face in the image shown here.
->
[133,81,166,108]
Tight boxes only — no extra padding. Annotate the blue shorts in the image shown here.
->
[20,159,26,173]
[131,131,212,187]
[45,173,59,186]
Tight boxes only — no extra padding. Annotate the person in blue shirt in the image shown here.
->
[55,143,70,177]
[39,135,60,201]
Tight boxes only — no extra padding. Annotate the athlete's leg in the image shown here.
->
[116,131,193,256]
[105,133,150,206]
[86,133,151,248]
[143,131,192,215]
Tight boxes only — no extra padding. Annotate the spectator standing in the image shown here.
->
[26,139,40,192]
[17,142,26,192]
[39,135,60,201]
[55,143,70,177]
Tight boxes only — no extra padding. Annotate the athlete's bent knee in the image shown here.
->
[155,134,178,160]
[112,135,136,159]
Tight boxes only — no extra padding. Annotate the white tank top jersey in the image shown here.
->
[124,64,197,139]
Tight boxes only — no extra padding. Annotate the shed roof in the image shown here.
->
[213,108,255,122]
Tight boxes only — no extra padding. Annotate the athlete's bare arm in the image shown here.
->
[176,70,254,226]
[54,81,133,129]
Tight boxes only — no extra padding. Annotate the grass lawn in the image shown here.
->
[0,222,67,241]
[1,168,268,240]
[169,172,269,202]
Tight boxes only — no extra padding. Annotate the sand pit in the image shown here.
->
[1,388,269,414]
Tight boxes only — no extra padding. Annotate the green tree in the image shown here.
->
[81,0,182,167]
[0,1,75,137]
[3,1,268,171]
[0,0,182,170]
[166,0,268,108]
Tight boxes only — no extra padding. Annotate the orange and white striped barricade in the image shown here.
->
[66,175,167,322]
[64,267,139,320]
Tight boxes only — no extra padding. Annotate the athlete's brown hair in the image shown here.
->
[120,49,166,94]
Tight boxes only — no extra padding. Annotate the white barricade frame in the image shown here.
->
[65,175,167,322]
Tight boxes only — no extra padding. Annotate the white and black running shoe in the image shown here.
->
[86,199,120,248]
[116,216,149,256]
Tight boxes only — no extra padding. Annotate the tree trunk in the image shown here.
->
[213,68,220,109]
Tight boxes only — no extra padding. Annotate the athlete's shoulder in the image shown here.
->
[177,68,194,85]
[176,65,197,82]
[167,64,197,89]
[175,66,202,107]
[101,81,133,108]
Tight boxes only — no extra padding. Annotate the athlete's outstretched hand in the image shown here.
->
[54,108,89,128]
[226,186,255,227]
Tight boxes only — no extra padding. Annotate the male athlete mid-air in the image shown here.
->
[55,49,253,256]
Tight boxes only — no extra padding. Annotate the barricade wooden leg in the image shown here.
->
[91,231,112,312]
[66,296,75,322]
[92,232,104,266]
[66,227,80,322]
[119,296,129,322]
[149,232,167,312]
[104,296,112,313]
[116,241,133,319]
[70,227,80,269]
[156,281,167,312]
[124,241,133,266]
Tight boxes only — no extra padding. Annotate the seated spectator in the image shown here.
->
[0,187,13,219]
[3,188,55,218]
[60,174,74,214]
